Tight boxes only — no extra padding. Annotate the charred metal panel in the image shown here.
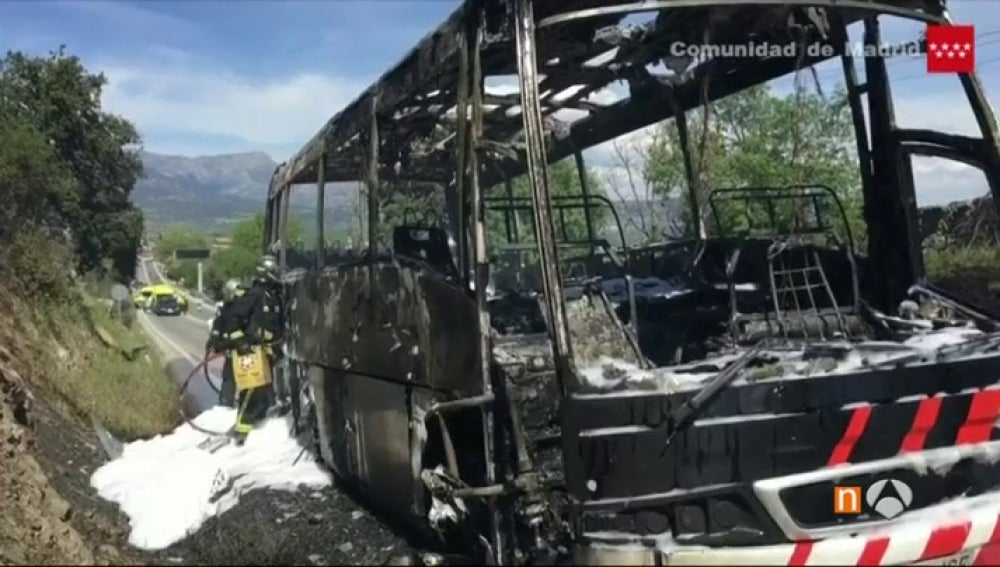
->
[575,454,1000,546]
[562,356,1000,502]
[495,335,565,479]
[312,365,419,523]
[286,259,481,395]
[577,482,784,546]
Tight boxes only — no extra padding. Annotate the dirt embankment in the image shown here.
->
[0,285,421,566]
[0,356,93,564]
[0,288,173,566]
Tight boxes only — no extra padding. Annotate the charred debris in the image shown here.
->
[268,0,1000,564]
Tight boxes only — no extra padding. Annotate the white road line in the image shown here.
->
[138,310,200,365]
[185,314,210,325]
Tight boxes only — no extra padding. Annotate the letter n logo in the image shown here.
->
[834,486,862,514]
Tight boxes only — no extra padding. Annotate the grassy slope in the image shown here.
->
[0,282,182,565]
[2,285,181,440]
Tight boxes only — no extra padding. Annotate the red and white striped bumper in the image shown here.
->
[661,493,1000,565]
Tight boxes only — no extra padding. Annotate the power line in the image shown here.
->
[891,55,1000,83]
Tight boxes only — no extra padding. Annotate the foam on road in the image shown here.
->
[90,406,332,551]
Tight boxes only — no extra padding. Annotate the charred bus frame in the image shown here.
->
[267,0,1000,564]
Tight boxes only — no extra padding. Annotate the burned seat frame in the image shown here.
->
[708,185,863,343]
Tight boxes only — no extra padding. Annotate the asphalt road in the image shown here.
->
[137,256,221,413]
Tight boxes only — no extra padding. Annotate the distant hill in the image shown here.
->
[133,150,687,245]
[134,150,354,233]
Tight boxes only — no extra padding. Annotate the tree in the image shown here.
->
[0,109,78,300]
[639,81,864,249]
[0,111,77,240]
[155,225,209,263]
[603,131,686,246]
[200,213,305,297]
[230,212,304,252]
[0,47,145,279]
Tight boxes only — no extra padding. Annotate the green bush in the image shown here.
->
[0,227,76,304]
[925,245,1000,279]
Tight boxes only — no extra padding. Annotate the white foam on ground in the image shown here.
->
[90,406,331,550]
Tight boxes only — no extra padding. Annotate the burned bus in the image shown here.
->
[266,0,1000,564]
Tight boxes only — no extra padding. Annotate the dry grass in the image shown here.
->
[1,284,181,441]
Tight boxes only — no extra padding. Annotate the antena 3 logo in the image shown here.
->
[834,479,914,519]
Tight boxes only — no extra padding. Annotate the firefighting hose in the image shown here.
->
[178,340,281,438]
[178,350,231,436]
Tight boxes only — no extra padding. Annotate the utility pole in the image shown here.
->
[197,261,204,295]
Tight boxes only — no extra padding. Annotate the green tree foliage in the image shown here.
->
[643,82,865,249]
[1,48,146,278]
[155,225,210,263]
[192,213,305,297]
[232,212,304,251]
[0,47,145,294]
[0,112,77,240]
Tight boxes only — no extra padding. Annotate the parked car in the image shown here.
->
[149,293,182,316]
[135,284,188,312]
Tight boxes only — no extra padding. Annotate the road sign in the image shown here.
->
[110,284,130,302]
[109,284,131,324]
[174,248,211,260]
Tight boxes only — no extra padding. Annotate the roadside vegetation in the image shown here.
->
[0,46,178,438]
[155,212,304,297]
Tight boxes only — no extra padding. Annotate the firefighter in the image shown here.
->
[207,277,271,445]
[208,278,245,408]
[249,254,286,412]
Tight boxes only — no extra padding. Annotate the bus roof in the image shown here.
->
[270,0,944,195]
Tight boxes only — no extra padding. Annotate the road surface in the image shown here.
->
[137,256,221,414]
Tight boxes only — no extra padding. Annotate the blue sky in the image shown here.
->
[1,0,998,205]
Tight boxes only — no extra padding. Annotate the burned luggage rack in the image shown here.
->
[708,185,863,343]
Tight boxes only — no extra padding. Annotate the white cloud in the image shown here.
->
[98,60,369,160]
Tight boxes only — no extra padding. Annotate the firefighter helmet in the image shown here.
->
[222,278,244,302]
[256,254,279,282]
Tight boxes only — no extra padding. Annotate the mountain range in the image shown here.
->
[134,150,354,234]
[134,150,684,242]
[134,150,277,232]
